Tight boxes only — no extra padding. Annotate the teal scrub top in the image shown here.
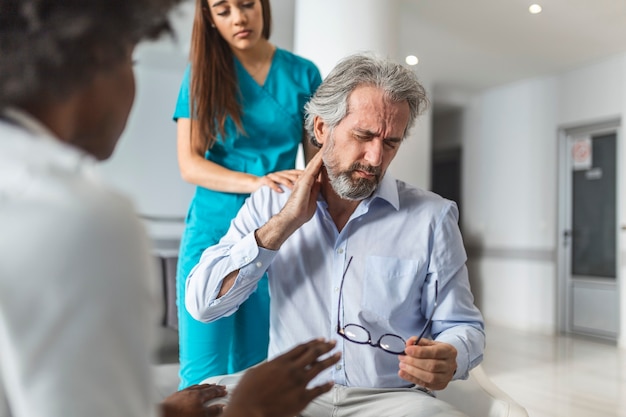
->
[173,48,322,246]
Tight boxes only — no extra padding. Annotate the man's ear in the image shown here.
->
[313,116,327,147]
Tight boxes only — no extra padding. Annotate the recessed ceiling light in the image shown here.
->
[529,4,542,14]
[405,55,419,66]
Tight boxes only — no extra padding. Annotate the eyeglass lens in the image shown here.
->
[342,324,406,354]
[337,256,439,354]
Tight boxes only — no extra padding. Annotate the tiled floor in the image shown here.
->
[154,325,626,416]
[481,324,626,417]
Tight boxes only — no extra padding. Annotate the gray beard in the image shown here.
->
[327,166,379,201]
[322,132,381,201]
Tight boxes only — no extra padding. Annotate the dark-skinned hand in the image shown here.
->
[160,383,227,417]
[223,338,341,417]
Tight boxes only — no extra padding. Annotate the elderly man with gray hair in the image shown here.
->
[186,52,485,416]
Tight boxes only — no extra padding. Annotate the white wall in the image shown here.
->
[99,49,190,217]
[97,41,193,239]
[462,53,626,341]
[462,76,559,334]
[388,89,433,191]
[557,54,625,126]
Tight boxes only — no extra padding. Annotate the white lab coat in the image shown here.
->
[0,109,161,417]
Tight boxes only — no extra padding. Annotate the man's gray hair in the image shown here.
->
[304,53,428,146]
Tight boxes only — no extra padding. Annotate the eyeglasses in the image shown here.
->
[336,256,439,355]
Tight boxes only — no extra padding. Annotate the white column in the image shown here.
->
[293,0,432,189]
[294,0,397,76]
[268,0,295,50]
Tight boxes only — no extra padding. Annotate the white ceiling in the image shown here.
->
[166,0,626,109]
[397,0,626,108]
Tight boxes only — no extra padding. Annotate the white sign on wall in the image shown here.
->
[572,136,592,171]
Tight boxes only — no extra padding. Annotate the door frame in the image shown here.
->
[557,118,622,340]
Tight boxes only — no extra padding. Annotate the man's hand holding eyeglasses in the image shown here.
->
[397,337,458,391]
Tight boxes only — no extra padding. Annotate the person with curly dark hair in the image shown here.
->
[0,1,339,416]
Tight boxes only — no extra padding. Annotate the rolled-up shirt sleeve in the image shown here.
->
[185,186,280,323]
[427,202,485,380]
[185,232,277,322]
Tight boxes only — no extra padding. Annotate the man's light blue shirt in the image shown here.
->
[186,173,485,389]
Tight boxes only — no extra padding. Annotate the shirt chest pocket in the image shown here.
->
[361,256,421,319]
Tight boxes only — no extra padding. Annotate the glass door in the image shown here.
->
[559,122,620,340]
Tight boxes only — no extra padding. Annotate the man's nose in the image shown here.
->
[364,140,383,166]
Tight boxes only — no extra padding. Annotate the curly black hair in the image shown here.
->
[0,0,182,108]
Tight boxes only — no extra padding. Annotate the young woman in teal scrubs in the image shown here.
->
[173,0,321,388]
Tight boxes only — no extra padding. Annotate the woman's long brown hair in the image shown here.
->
[189,0,272,151]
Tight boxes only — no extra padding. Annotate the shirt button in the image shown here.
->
[256,261,263,268]
[335,364,342,370]
[337,248,344,254]
[243,256,250,262]
[334,287,340,293]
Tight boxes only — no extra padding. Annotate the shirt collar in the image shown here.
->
[317,172,400,212]
[2,107,60,143]
[1,107,96,175]
[364,172,400,211]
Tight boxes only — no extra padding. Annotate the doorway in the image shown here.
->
[431,148,462,219]
[558,120,621,340]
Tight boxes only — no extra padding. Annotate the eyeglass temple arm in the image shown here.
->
[336,256,354,333]
[413,280,439,346]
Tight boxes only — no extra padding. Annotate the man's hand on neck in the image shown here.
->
[255,151,325,250]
